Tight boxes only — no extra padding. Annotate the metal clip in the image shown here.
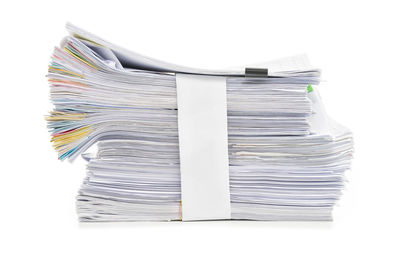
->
[245,68,268,78]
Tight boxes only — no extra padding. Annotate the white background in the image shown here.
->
[1,0,399,266]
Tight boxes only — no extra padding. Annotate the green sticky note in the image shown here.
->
[307,84,313,93]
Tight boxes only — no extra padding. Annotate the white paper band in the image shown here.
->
[176,74,231,221]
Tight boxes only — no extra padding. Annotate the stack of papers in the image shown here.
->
[47,24,353,221]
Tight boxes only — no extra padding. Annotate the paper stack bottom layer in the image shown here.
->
[77,114,353,221]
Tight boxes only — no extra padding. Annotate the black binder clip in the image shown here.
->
[245,68,269,78]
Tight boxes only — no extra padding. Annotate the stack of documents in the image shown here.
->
[47,24,353,221]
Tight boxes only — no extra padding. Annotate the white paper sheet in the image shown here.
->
[176,74,231,221]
